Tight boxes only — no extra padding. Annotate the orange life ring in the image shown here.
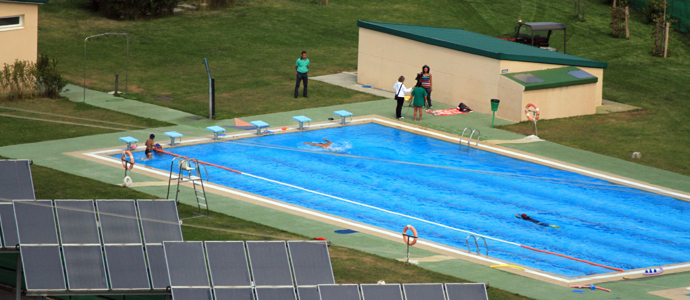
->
[402,225,418,246]
[121,150,134,170]
[525,103,540,122]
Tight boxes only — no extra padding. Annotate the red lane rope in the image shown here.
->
[520,245,624,272]
[154,149,242,174]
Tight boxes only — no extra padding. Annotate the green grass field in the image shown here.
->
[36,0,690,176]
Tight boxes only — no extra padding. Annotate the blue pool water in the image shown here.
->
[124,123,690,277]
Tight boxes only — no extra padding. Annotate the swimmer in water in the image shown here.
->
[304,139,332,149]
[515,213,561,229]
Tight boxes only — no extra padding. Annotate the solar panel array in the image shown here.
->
[6,199,183,292]
[1,199,491,300]
[0,159,35,201]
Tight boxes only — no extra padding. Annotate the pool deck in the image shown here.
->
[1,86,689,300]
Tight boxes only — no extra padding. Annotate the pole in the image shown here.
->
[625,7,630,39]
[84,38,87,103]
[203,58,212,120]
[491,112,496,128]
[115,73,119,95]
[664,22,670,58]
[15,254,22,300]
[211,78,216,118]
[406,242,410,263]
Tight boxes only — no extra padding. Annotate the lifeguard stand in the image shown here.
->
[166,157,210,216]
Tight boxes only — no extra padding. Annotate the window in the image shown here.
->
[0,15,23,31]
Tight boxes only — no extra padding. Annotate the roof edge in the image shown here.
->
[0,0,48,4]
[357,20,607,69]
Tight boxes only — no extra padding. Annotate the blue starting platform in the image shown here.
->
[292,116,311,130]
[206,126,226,140]
[164,131,183,145]
[118,136,138,150]
[250,120,270,135]
[333,110,353,125]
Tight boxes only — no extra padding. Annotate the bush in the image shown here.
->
[91,0,179,20]
[33,54,67,98]
[643,0,665,23]
[0,60,36,101]
[0,55,67,101]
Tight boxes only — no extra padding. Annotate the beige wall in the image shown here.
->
[357,28,605,122]
[520,83,598,121]
[358,28,503,115]
[0,3,39,67]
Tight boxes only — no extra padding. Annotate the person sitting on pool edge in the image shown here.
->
[304,139,332,149]
[516,213,560,229]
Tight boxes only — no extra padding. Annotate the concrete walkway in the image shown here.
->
[1,85,689,300]
[311,72,395,99]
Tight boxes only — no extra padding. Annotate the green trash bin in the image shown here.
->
[490,99,500,128]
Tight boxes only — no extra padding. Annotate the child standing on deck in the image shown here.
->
[409,81,428,121]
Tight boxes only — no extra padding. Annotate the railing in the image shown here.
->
[460,128,480,148]
[465,235,489,256]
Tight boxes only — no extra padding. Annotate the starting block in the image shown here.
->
[250,120,270,135]
[206,126,226,140]
[333,110,353,125]
[292,115,311,130]
[118,136,138,150]
[164,131,183,145]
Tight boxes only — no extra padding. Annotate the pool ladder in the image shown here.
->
[166,156,210,216]
[466,235,489,256]
[460,128,480,148]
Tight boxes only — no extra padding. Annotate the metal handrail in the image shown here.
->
[466,235,489,256]
[460,128,480,148]
[468,129,480,146]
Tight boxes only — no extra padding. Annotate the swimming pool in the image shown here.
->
[123,123,690,278]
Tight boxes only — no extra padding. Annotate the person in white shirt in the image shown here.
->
[393,76,412,119]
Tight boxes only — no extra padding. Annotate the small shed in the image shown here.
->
[0,0,48,67]
[357,21,607,122]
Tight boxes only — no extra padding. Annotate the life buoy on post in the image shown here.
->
[525,103,540,122]
[402,225,418,246]
[121,151,135,170]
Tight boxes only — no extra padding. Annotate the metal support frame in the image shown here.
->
[84,33,129,103]
[15,253,21,300]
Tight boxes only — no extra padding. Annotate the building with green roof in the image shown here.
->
[0,0,48,66]
[357,21,607,122]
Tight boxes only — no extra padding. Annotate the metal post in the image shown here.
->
[211,78,216,119]
[492,112,496,128]
[203,58,212,120]
[563,28,567,54]
[115,73,119,95]
[406,242,410,263]
[15,253,22,300]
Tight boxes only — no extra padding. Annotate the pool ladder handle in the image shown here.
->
[465,235,489,256]
[460,128,480,148]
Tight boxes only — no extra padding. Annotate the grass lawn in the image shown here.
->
[18,163,530,300]
[0,97,170,147]
[37,0,690,177]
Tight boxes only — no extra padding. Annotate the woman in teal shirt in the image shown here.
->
[409,81,428,121]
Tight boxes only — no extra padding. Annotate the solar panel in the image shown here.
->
[246,241,293,286]
[512,73,544,84]
[146,244,171,289]
[214,287,255,300]
[163,241,210,287]
[402,283,446,300]
[14,200,59,245]
[104,245,150,290]
[62,245,108,290]
[205,241,251,287]
[297,287,320,300]
[55,200,100,245]
[137,200,183,244]
[0,203,19,247]
[0,160,35,200]
[171,287,213,300]
[255,287,296,300]
[287,240,335,286]
[96,200,142,244]
[20,245,66,290]
[360,284,403,300]
[318,284,361,300]
[445,283,488,300]
[567,70,595,79]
